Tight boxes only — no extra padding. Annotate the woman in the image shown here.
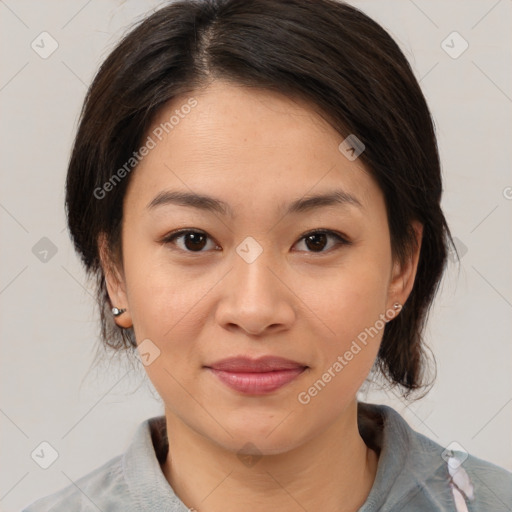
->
[22,0,512,510]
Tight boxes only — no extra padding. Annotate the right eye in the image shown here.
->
[161,229,221,253]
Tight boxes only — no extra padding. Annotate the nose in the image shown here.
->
[215,245,296,336]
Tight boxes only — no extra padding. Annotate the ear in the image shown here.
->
[97,232,133,329]
[386,220,423,314]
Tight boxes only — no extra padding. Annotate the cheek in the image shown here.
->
[122,239,212,344]
[122,247,212,411]
[128,273,211,345]
[303,252,390,385]
[306,254,390,336]
[295,266,388,419]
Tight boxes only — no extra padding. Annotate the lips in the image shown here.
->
[205,356,307,395]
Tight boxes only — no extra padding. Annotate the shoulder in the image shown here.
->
[399,409,512,509]
[457,450,512,510]
[21,415,183,512]
[21,454,126,511]
[359,402,512,511]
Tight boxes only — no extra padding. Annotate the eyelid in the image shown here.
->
[292,229,351,254]
[160,228,220,252]
[300,228,351,245]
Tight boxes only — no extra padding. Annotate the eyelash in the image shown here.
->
[160,228,351,255]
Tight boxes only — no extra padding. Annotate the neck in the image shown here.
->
[161,400,379,512]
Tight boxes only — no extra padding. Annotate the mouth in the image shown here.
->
[205,356,308,395]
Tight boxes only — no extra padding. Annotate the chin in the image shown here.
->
[201,412,315,457]
[217,431,306,457]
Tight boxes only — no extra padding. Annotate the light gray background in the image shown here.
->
[1,0,511,510]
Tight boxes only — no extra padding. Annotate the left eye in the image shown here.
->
[294,230,349,253]
[161,229,349,253]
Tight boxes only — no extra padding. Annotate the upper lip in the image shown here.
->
[206,356,307,372]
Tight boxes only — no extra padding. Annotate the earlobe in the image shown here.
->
[97,233,133,329]
[387,221,423,311]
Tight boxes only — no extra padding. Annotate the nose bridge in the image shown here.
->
[232,235,280,300]
[215,235,295,334]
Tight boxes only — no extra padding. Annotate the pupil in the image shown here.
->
[185,233,206,251]
[306,233,326,251]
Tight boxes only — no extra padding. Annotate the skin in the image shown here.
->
[100,80,422,512]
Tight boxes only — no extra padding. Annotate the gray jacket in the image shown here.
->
[22,402,512,511]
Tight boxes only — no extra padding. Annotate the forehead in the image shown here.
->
[125,80,380,214]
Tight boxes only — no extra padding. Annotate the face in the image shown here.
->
[103,80,420,455]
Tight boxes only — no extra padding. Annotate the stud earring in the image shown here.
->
[385,302,403,323]
[112,307,127,317]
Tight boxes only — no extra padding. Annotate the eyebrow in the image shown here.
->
[146,189,363,217]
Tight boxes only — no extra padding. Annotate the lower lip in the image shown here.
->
[208,367,306,394]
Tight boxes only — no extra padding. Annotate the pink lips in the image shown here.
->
[206,356,307,395]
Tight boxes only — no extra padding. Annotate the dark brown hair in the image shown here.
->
[65,0,456,395]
